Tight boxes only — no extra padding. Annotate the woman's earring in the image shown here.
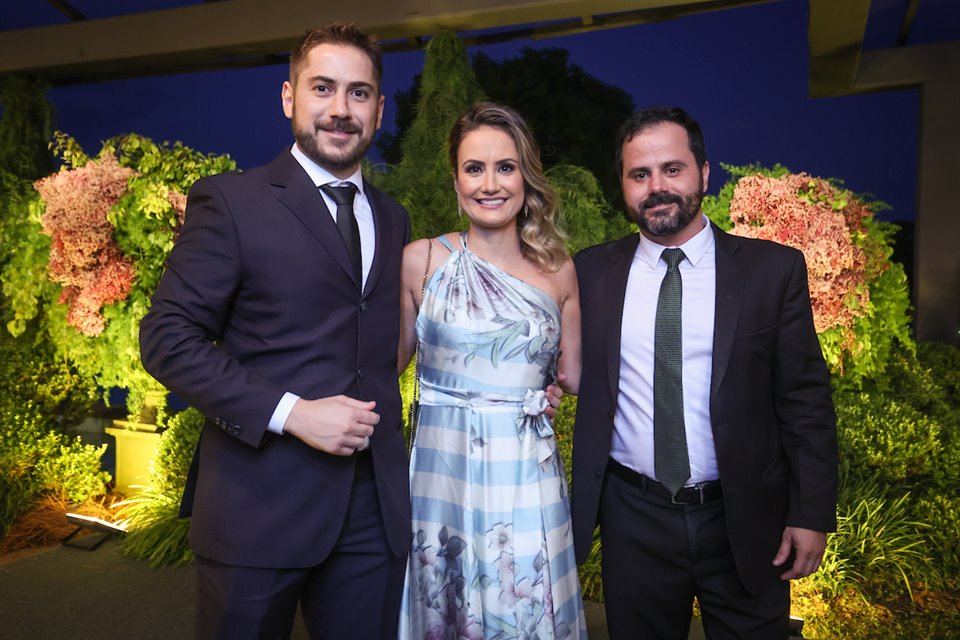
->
[523,205,530,219]
[457,203,463,218]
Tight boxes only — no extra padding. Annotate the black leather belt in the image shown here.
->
[607,458,722,505]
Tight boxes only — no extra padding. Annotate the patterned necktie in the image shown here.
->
[654,247,690,495]
[320,183,361,285]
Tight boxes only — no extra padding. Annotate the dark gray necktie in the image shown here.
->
[654,247,690,495]
[320,183,361,284]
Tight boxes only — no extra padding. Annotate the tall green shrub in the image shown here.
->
[372,31,483,240]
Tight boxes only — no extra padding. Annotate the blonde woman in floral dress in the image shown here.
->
[396,103,586,640]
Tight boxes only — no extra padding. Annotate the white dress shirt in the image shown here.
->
[611,216,719,484]
[267,144,378,434]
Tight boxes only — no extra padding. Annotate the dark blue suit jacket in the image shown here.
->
[140,150,411,567]
[571,225,838,593]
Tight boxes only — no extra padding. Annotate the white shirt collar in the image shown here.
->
[290,143,364,195]
[637,214,714,269]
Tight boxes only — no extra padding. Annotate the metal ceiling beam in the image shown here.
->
[897,0,921,46]
[0,0,767,85]
[46,0,87,22]
[807,0,872,98]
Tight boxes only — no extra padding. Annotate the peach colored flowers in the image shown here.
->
[729,173,879,351]
[34,155,137,336]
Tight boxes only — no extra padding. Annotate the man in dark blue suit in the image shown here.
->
[571,107,838,639]
[140,21,411,639]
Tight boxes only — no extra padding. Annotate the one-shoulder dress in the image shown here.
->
[397,234,586,640]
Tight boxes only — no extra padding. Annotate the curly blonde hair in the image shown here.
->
[448,102,567,272]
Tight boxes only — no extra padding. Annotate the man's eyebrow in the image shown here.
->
[346,80,376,91]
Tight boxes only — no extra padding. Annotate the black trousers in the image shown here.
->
[599,463,789,640]
[194,453,406,640]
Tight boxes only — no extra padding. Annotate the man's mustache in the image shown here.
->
[640,192,682,212]
[317,118,360,134]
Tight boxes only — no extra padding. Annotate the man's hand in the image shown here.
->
[773,526,827,580]
[283,396,378,456]
[544,373,567,419]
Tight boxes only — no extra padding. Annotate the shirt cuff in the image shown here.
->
[268,392,300,434]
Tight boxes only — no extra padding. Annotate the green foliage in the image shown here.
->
[815,464,932,601]
[116,407,203,567]
[0,76,54,180]
[834,391,941,483]
[547,165,629,255]
[916,341,960,401]
[551,394,604,602]
[0,404,108,537]
[2,132,234,419]
[1,201,54,336]
[0,322,97,427]
[105,134,235,292]
[828,218,912,386]
[0,326,104,537]
[912,495,960,590]
[0,77,57,334]
[847,342,960,493]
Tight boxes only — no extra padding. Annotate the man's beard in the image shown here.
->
[293,117,373,173]
[631,187,704,238]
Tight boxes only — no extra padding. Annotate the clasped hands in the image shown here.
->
[283,382,566,457]
[283,396,377,456]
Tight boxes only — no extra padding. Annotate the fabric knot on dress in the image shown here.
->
[522,388,549,416]
[517,389,555,463]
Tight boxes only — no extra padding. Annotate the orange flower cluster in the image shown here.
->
[34,155,138,336]
[729,173,873,342]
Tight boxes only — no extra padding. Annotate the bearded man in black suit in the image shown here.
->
[571,107,838,639]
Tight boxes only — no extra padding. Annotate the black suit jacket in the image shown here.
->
[571,225,838,593]
[140,150,411,568]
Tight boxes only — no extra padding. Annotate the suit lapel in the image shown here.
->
[711,227,743,398]
[605,234,640,402]
[362,180,394,298]
[269,152,360,287]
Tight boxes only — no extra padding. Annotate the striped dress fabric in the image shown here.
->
[398,234,586,640]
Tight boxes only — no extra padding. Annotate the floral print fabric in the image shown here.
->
[398,234,586,640]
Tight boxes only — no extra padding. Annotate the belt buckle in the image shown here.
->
[671,484,705,505]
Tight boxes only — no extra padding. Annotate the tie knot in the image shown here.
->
[661,248,685,269]
[320,183,358,206]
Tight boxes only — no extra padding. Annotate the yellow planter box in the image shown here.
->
[105,424,161,493]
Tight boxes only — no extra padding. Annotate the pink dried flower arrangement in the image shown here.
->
[34,154,138,336]
[729,173,875,349]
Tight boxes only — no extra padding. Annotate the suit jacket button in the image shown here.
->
[360,302,368,312]
[595,468,603,480]
[357,368,364,379]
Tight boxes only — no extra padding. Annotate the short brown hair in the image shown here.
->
[615,106,707,178]
[289,20,383,88]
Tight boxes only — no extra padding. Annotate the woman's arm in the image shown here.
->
[397,239,430,375]
[555,258,582,395]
